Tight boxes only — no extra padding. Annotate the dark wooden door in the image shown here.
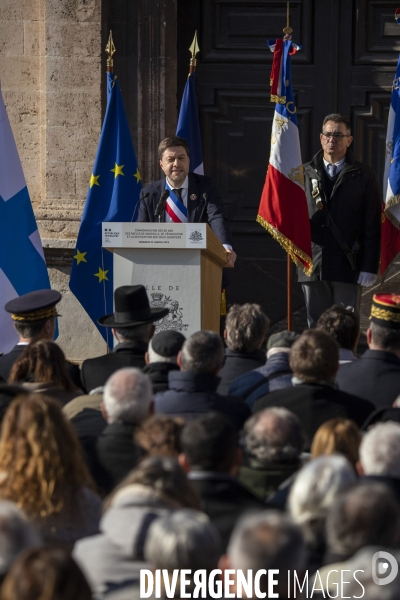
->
[177,0,398,324]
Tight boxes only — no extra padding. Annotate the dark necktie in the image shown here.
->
[174,188,183,201]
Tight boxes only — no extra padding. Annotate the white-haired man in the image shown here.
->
[358,421,400,505]
[96,367,153,493]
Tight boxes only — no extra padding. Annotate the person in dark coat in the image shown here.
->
[358,421,400,506]
[337,294,400,408]
[298,114,381,327]
[179,413,267,551]
[95,367,153,493]
[217,303,268,395]
[137,136,236,268]
[239,407,305,501]
[0,289,82,389]
[142,330,185,394]
[63,391,108,484]
[81,285,169,393]
[229,331,299,410]
[254,330,374,450]
[154,331,250,431]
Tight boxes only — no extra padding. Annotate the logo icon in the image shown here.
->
[372,551,398,585]
[189,230,203,242]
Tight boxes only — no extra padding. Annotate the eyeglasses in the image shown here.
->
[321,132,350,140]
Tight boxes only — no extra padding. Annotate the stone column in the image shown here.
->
[0,0,106,360]
[0,0,178,361]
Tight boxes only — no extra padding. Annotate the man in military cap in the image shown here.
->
[337,294,400,408]
[81,285,169,393]
[0,289,63,381]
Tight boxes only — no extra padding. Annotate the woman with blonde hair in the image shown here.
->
[0,394,101,544]
[8,340,82,406]
[311,418,361,471]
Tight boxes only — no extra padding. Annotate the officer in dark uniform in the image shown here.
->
[0,289,81,388]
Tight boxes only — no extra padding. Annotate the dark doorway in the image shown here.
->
[177,0,397,324]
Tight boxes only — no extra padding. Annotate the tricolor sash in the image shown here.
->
[165,183,188,223]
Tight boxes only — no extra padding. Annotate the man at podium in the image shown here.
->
[137,136,236,268]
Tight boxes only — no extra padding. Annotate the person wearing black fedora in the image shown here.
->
[81,286,169,393]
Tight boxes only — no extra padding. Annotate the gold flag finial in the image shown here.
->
[189,31,200,73]
[283,2,293,36]
[105,31,116,72]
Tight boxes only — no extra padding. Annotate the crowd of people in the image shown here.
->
[0,285,400,598]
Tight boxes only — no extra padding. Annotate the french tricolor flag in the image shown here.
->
[381,40,400,276]
[257,38,312,276]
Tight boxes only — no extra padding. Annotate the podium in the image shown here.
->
[102,222,227,335]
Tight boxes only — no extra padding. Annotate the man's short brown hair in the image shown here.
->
[289,329,339,383]
[158,136,190,160]
[316,305,359,351]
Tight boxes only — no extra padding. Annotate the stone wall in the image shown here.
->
[0,0,178,362]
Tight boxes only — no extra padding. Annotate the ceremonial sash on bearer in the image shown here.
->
[165,183,188,223]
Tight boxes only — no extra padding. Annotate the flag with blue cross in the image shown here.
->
[69,72,142,346]
[0,85,52,354]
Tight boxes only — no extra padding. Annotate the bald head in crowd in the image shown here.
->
[102,367,153,425]
[243,407,305,464]
[220,512,306,598]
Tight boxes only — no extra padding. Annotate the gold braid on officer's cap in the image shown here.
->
[370,306,400,323]
[11,306,58,322]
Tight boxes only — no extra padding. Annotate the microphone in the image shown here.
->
[154,189,170,221]
[131,192,149,222]
[198,193,208,223]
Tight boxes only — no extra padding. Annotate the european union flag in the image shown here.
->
[69,72,141,345]
[0,86,52,353]
[176,72,204,174]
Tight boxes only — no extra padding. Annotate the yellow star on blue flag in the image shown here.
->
[69,72,142,346]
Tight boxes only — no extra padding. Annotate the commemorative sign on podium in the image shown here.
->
[102,223,228,336]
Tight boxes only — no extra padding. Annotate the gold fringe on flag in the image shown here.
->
[270,94,286,104]
[220,289,227,316]
[385,193,400,229]
[256,214,313,277]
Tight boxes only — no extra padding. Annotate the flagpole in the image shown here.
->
[284,2,293,331]
[106,30,116,74]
[189,31,200,74]
[104,30,116,352]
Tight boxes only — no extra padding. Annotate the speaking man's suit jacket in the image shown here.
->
[137,173,233,247]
